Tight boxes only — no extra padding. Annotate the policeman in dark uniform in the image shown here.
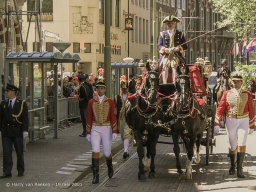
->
[78,75,90,137]
[0,84,28,178]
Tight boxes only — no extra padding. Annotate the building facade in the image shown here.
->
[20,0,151,75]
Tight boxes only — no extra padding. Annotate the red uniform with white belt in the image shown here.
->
[215,89,254,150]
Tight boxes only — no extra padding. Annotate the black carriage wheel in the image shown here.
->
[210,102,217,155]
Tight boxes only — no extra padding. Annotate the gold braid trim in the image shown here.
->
[12,100,25,124]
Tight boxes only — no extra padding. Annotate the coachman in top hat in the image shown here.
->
[158,15,188,83]
[0,84,29,178]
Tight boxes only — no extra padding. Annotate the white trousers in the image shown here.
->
[91,125,112,157]
[225,117,249,151]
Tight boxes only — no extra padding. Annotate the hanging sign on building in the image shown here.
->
[125,17,133,30]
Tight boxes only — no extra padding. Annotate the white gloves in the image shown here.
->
[86,134,91,142]
[169,47,179,52]
[112,133,117,141]
[248,129,254,135]
[214,126,220,134]
[23,131,28,138]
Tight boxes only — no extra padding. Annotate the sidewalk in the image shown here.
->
[0,123,123,192]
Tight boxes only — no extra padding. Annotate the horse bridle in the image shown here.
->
[175,74,192,112]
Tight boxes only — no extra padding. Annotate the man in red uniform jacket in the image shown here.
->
[214,72,254,178]
[86,80,117,184]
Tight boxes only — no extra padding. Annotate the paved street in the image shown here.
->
[0,125,256,192]
[72,128,256,192]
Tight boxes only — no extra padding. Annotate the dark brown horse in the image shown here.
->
[165,66,208,179]
[125,63,164,181]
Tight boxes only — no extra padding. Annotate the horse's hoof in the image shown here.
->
[148,171,156,179]
[138,173,146,181]
[144,166,150,172]
[178,172,186,180]
[185,172,192,180]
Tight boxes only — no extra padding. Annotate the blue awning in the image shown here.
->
[111,62,138,68]
[5,51,80,63]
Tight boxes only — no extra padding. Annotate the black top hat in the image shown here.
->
[221,59,227,65]
[95,80,106,88]
[78,75,85,79]
[84,74,89,79]
[5,83,19,91]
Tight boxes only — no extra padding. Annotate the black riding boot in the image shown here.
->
[91,158,99,184]
[106,158,114,178]
[229,153,236,175]
[237,152,245,178]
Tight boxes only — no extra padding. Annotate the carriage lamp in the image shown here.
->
[203,57,212,79]
[138,59,145,68]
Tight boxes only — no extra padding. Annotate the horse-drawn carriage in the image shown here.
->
[125,56,216,180]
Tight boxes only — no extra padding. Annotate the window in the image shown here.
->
[27,0,53,22]
[99,0,104,24]
[115,45,121,55]
[171,0,175,7]
[190,50,194,63]
[146,20,149,44]
[206,11,210,31]
[115,0,120,27]
[139,0,142,7]
[135,16,138,42]
[143,0,145,8]
[139,18,142,43]
[135,0,138,5]
[182,0,186,10]
[146,0,149,9]
[200,10,204,31]
[212,12,216,29]
[46,42,53,52]
[131,0,134,3]
[143,19,145,44]
[83,43,91,53]
[102,44,105,54]
[73,42,80,53]
[33,42,40,52]
[212,51,215,63]
[177,0,181,9]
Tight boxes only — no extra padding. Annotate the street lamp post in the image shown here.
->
[52,41,71,139]
[104,0,111,97]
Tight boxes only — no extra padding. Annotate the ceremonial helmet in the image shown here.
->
[231,71,243,81]
[221,59,227,65]
[95,79,106,88]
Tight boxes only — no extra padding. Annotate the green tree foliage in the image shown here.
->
[234,61,256,89]
[210,0,256,37]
